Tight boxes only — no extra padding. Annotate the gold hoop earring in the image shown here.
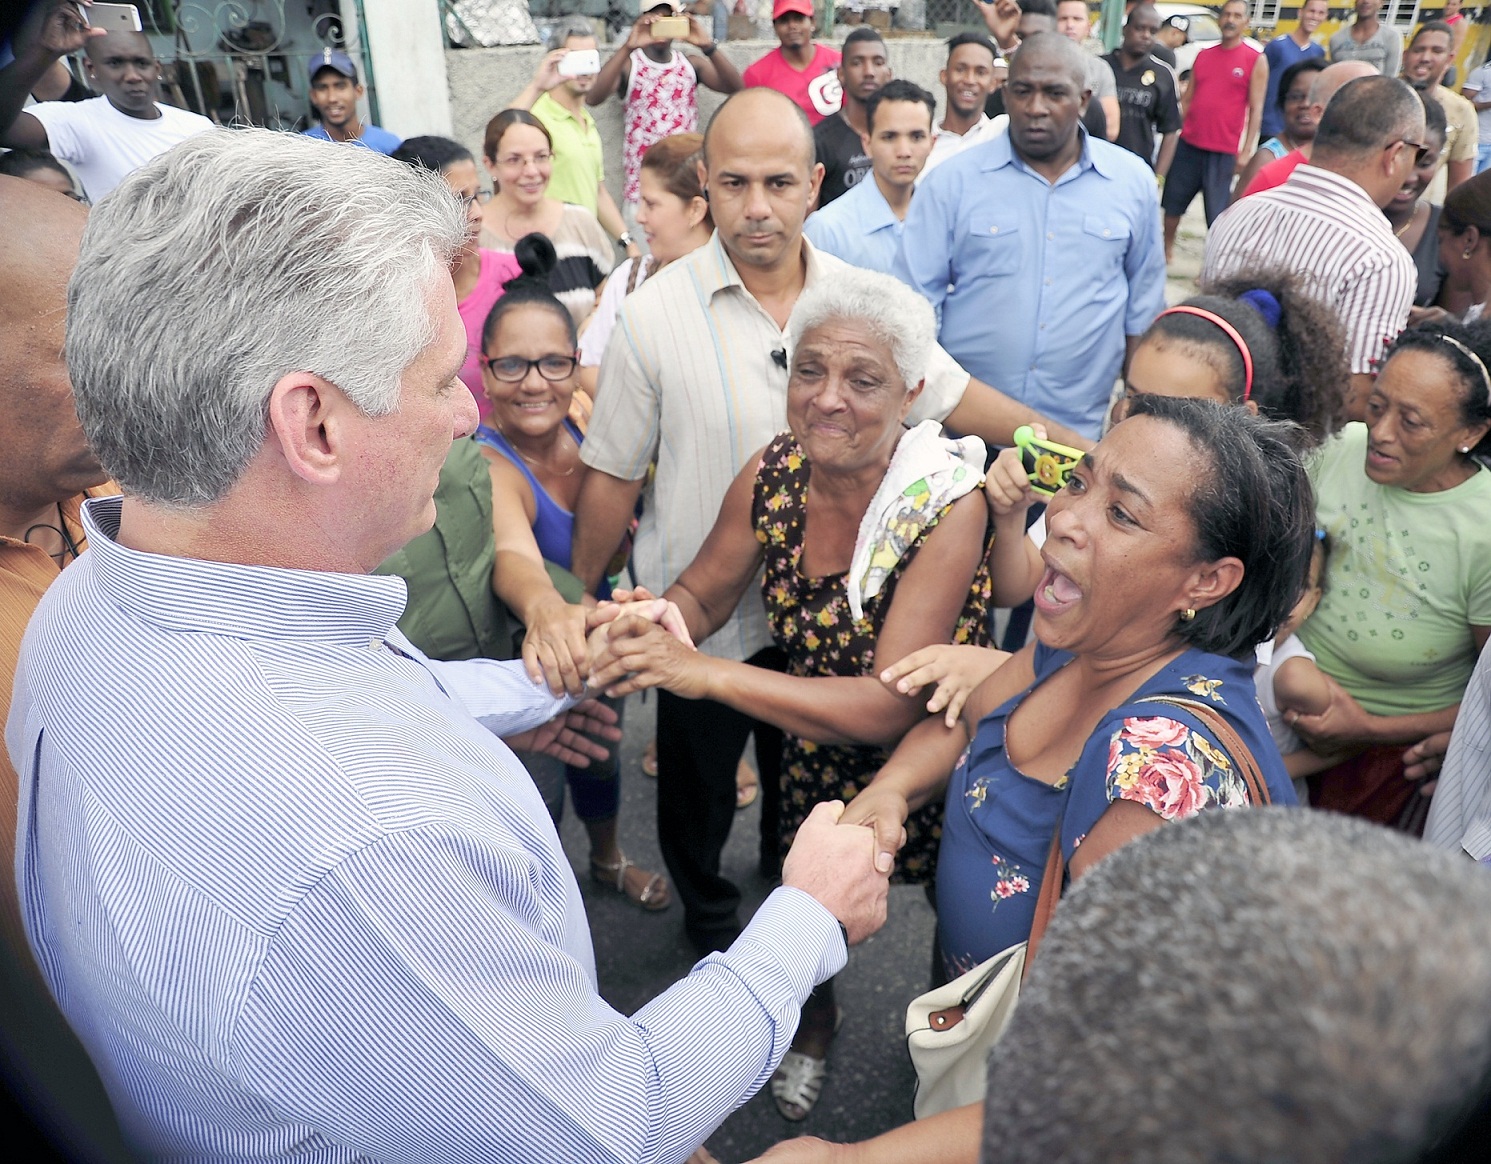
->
[1180,608,1196,622]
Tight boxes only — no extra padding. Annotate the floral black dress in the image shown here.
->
[752,433,994,883]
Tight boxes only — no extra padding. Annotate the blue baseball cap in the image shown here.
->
[309,48,358,83]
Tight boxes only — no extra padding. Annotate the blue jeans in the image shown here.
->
[1477,142,1491,175]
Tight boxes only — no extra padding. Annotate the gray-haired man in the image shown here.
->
[7,128,889,1163]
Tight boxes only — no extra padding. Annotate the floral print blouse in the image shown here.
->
[935,642,1296,978]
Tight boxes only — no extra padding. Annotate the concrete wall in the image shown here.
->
[444,37,948,206]
[362,0,455,138]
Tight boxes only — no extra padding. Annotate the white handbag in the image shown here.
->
[905,821,1065,1120]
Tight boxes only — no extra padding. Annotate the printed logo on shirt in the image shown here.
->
[1231,67,1244,77]
[809,71,843,117]
[1141,69,1155,86]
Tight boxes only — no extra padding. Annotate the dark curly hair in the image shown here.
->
[1137,267,1348,443]
[1125,395,1317,660]
[1379,318,1491,458]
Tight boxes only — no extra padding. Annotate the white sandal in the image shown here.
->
[770,1051,827,1121]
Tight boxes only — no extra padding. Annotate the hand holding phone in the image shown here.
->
[557,48,600,77]
[650,15,692,40]
[1012,425,1084,497]
[83,2,143,33]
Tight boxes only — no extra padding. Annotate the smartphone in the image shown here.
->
[83,2,143,33]
[1012,425,1084,497]
[557,48,600,78]
[650,15,691,40]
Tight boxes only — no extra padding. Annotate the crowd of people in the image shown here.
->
[1,0,1490,1161]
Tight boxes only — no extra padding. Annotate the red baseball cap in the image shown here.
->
[773,0,815,19]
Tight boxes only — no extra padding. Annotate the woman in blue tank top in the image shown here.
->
[475,235,668,912]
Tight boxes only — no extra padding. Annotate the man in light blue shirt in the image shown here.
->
[7,128,888,1164]
[895,33,1167,440]
[805,78,935,273]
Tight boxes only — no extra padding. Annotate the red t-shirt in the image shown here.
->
[1182,41,1261,154]
[1241,148,1305,197]
[741,43,842,124]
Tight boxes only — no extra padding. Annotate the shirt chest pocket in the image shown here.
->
[1081,214,1130,275]
[963,216,1022,279]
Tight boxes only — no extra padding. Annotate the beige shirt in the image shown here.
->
[1427,84,1479,204]
[581,234,969,661]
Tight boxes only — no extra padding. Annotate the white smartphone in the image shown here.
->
[557,48,600,78]
[83,3,144,33]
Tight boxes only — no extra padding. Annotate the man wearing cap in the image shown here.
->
[0,0,214,201]
[741,0,843,125]
[589,2,741,242]
[303,48,400,155]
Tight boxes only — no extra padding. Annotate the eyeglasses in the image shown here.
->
[459,190,492,209]
[494,152,553,169]
[479,354,578,382]
[1395,138,1434,168]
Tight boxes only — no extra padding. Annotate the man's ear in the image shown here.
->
[265,373,349,487]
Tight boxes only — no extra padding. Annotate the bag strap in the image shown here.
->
[1135,696,1272,806]
[1019,818,1066,981]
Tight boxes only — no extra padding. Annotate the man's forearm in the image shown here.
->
[571,470,644,594]
[0,47,55,147]
[596,183,628,242]
[1155,131,1178,178]
[588,50,629,105]
[942,378,1094,451]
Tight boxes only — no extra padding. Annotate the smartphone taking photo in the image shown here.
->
[82,2,143,33]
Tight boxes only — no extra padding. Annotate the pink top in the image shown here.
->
[1182,41,1262,155]
[458,249,522,419]
[741,43,843,125]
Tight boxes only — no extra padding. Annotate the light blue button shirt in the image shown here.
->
[8,496,846,1164]
[895,130,1166,439]
[804,174,905,274]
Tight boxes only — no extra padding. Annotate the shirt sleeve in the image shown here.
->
[1158,76,1183,135]
[233,831,847,1164]
[415,651,577,736]
[1098,712,1254,822]
[25,100,85,162]
[578,258,634,368]
[1426,649,1491,860]
[1450,97,1479,163]
[906,342,971,425]
[579,305,662,482]
[1122,176,1167,336]
[1089,58,1117,100]
[1384,31,1403,80]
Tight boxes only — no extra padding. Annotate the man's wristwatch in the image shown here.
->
[618,231,635,249]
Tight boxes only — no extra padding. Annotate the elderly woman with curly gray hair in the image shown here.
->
[592,268,995,1121]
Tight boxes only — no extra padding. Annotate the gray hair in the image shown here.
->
[551,16,597,45]
[66,127,466,507]
[785,268,936,390]
[982,809,1491,1163]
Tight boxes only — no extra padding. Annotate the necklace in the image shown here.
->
[1393,201,1424,239]
[502,424,577,477]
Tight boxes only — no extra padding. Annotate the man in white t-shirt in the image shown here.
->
[0,3,213,201]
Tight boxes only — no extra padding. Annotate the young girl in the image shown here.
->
[476,233,669,912]
[1254,533,1334,800]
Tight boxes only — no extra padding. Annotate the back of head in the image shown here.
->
[0,146,72,185]
[66,128,466,508]
[640,131,710,229]
[1123,395,1314,657]
[1019,0,1059,18]
[982,810,1491,1164]
[1313,75,1422,163]
[390,135,474,175]
[1441,167,1491,237]
[1184,267,1349,441]
[1308,59,1385,111]
[481,232,576,350]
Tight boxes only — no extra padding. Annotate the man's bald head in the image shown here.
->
[82,29,161,118]
[0,178,104,527]
[704,87,816,172]
[700,89,823,274]
[1009,30,1088,92]
[1307,59,1377,109]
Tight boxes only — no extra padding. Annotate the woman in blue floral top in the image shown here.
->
[845,397,1308,999]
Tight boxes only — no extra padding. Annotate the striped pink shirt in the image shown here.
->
[1200,164,1414,375]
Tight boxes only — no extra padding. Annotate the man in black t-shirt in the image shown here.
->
[812,26,890,206]
[1103,4,1181,172]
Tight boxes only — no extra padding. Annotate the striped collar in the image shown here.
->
[80,495,408,647]
[1279,164,1382,213]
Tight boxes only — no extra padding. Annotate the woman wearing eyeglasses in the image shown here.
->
[479,109,614,331]
[391,136,522,421]
[474,233,671,913]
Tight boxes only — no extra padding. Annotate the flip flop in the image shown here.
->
[736,760,759,810]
